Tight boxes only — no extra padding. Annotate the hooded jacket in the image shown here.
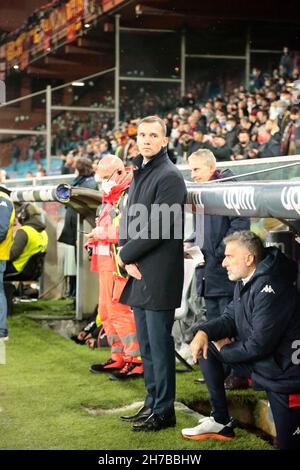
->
[187,169,250,297]
[9,215,48,272]
[196,247,300,393]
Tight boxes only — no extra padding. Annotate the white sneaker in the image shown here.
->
[181,416,235,441]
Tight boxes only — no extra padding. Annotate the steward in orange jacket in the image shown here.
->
[86,155,143,380]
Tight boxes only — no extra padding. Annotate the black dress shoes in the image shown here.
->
[131,412,176,432]
[120,406,152,422]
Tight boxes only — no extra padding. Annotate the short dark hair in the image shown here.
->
[75,157,94,177]
[224,230,265,264]
[139,115,167,136]
[257,109,269,117]
[238,128,250,137]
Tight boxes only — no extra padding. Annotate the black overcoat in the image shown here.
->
[119,148,187,310]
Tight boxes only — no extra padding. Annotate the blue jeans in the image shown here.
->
[205,296,232,321]
[0,260,8,338]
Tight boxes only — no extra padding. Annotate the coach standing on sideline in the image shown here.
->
[117,115,187,432]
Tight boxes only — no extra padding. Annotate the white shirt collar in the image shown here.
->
[242,270,255,285]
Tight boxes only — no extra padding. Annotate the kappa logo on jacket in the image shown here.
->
[260,284,275,294]
[0,200,8,207]
[293,427,300,436]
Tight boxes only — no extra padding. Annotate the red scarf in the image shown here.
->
[102,171,132,204]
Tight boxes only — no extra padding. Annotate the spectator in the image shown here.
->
[5,203,48,277]
[187,127,209,156]
[287,81,300,154]
[61,150,76,175]
[279,47,293,79]
[10,143,21,171]
[281,106,300,155]
[207,134,231,161]
[232,129,259,160]
[256,110,269,129]
[257,129,281,158]
[275,100,290,134]
[225,116,239,149]
[250,67,265,91]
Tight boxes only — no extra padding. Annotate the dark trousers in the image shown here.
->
[204,296,232,321]
[198,342,300,450]
[4,262,18,276]
[133,307,175,416]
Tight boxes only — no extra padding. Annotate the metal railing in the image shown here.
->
[0,15,291,176]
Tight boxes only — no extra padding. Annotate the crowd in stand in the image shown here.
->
[56,55,300,174]
[1,48,300,180]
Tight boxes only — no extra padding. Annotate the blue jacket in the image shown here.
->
[196,247,300,393]
[188,169,250,297]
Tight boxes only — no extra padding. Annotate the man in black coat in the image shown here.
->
[182,231,300,450]
[117,115,187,432]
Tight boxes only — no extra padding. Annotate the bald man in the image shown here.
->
[86,155,143,380]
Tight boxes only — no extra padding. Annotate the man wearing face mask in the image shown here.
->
[287,80,300,154]
[281,106,300,155]
[85,155,143,380]
[274,100,290,134]
[225,116,238,149]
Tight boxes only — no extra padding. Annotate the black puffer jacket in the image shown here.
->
[196,247,300,393]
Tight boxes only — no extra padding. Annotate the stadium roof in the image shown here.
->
[1,0,299,81]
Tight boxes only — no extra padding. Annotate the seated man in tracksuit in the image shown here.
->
[182,230,300,450]
[5,203,48,277]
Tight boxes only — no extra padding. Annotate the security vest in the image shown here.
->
[0,190,15,260]
[12,225,48,272]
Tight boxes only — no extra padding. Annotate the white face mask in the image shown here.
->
[102,180,117,194]
[94,173,100,183]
